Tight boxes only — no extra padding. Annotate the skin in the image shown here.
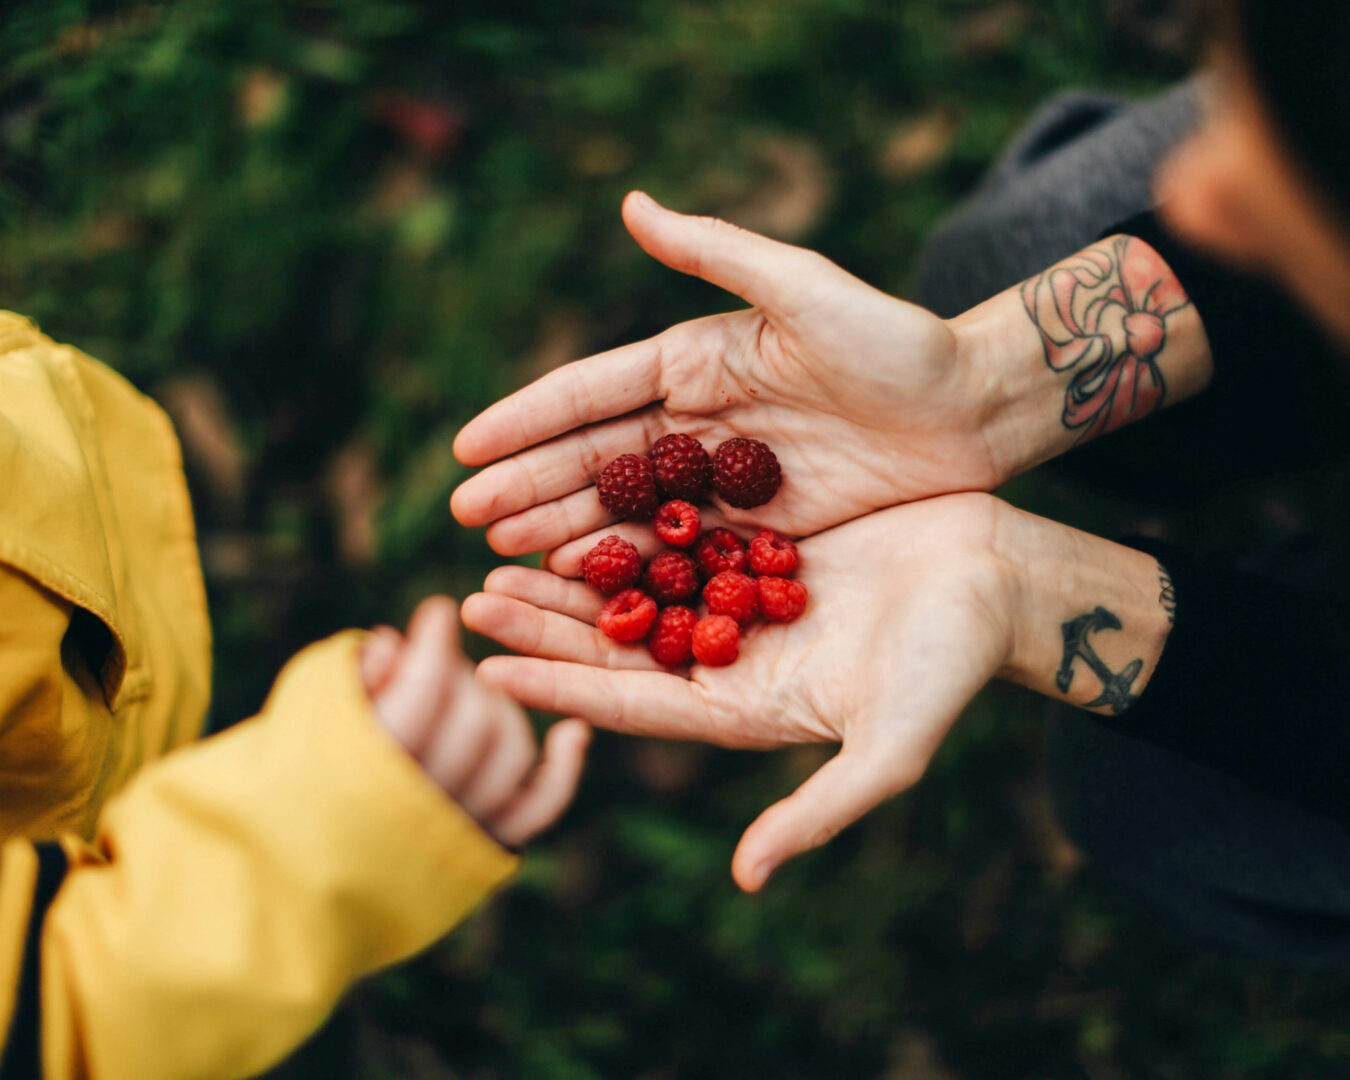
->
[453,43,1350,887]
[360,596,590,848]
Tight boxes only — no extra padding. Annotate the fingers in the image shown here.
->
[452,336,665,468]
[546,506,739,577]
[360,625,404,696]
[481,565,606,622]
[476,656,723,742]
[730,743,914,893]
[370,597,462,752]
[485,484,616,558]
[621,190,836,315]
[461,590,665,671]
[451,410,663,528]
[489,719,592,847]
[453,679,540,821]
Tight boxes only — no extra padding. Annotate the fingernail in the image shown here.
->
[752,860,775,890]
[629,190,657,212]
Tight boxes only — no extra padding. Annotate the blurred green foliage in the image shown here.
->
[3,1,1350,1077]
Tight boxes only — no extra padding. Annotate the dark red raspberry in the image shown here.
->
[596,589,658,642]
[692,527,749,579]
[758,577,808,622]
[648,605,699,666]
[748,529,799,576]
[653,500,701,547]
[712,437,782,509]
[581,535,643,594]
[692,614,739,666]
[596,454,659,520]
[642,550,700,604]
[649,433,713,501]
[703,571,759,625]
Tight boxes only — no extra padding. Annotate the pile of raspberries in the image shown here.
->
[580,434,807,668]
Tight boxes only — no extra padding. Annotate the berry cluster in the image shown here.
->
[583,434,806,668]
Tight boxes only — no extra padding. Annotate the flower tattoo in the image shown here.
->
[1021,236,1192,443]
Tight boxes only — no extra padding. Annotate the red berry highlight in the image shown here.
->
[712,437,782,508]
[692,614,739,666]
[648,605,699,667]
[642,550,701,604]
[649,433,713,501]
[581,534,643,594]
[758,576,808,623]
[703,570,760,625]
[748,529,799,576]
[692,527,749,579]
[597,453,659,520]
[596,589,658,642]
[654,500,701,547]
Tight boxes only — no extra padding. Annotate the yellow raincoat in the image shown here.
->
[0,312,517,1078]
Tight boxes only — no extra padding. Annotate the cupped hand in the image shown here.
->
[360,596,591,848]
[458,494,1017,889]
[450,192,1002,557]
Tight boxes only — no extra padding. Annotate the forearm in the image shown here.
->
[951,235,1214,482]
[991,505,1175,714]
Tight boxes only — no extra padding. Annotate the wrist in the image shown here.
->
[992,507,1175,714]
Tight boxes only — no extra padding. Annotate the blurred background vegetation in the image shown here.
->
[3,1,1350,1077]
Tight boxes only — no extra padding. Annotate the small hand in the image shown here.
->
[460,495,1017,889]
[360,597,591,848]
[451,193,1002,557]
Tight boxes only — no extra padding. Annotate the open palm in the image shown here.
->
[451,193,1002,556]
[460,494,1014,890]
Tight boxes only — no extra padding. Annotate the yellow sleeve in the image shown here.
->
[2,632,518,1080]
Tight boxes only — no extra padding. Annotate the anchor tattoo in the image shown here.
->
[1055,606,1143,714]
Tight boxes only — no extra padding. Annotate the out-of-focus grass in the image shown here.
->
[3,2,1349,1077]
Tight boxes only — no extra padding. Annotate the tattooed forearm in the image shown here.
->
[1055,606,1143,714]
[1021,236,1193,444]
[1158,564,1176,625]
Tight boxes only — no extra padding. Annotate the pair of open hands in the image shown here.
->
[433,192,1032,889]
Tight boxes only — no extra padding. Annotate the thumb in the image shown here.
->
[621,190,837,314]
[731,742,915,893]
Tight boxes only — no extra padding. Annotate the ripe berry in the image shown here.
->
[712,437,782,508]
[654,500,701,547]
[596,589,658,642]
[649,433,713,501]
[703,571,759,625]
[597,454,659,520]
[748,529,799,576]
[581,535,643,594]
[758,577,808,623]
[642,550,701,604]
[692,614,740,666]
[648,605,699,667]
[692,527,749,579]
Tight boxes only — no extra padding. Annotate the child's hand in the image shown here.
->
[359,597,590,848]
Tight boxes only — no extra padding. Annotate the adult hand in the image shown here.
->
[451,192,1002,555]
[460,495,1174,888]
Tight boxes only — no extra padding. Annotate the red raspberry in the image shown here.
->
[653,500,701,547]
[712,437,782,509]
[692,614,739,666]
[581,535,643,594]
[648,605,698,666]
[642,550,701,604]
[596,589,658,642]
[758,577,808,622]
[649,433,713,501]
[692,527,749,579]
[703,571,759,625]
[596,454,659,520]
[748,529,799,576]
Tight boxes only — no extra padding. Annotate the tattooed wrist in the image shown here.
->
[1020,235,1193,444]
